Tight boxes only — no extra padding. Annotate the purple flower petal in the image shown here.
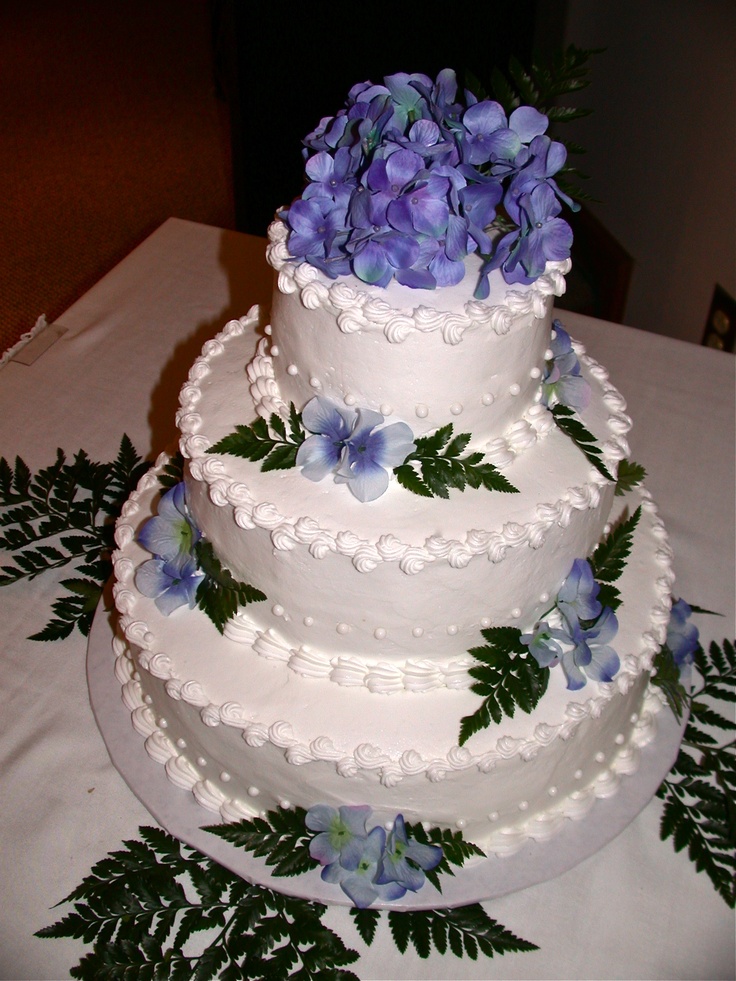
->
[667,598,699,669]
[558,559,602,625]
[296,434,344,482]
[301,396,354,441]
[509,105,548,142]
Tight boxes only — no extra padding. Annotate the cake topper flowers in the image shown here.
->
[281,68,579,296]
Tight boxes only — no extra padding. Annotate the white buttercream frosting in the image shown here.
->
[109,228,676,856]
[113,462,671,850]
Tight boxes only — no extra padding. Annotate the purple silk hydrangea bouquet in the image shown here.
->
[281,68,578,297]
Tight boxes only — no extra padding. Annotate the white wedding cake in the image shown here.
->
[112,70,674,870]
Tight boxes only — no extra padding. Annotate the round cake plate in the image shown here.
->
[88,604,687,911]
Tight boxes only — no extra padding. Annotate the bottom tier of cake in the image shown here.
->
[112,467,674,856]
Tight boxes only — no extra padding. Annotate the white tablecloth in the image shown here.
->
[1,219,734,980]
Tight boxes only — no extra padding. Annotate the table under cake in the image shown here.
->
[0,219,733,980]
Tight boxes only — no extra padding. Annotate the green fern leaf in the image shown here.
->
[208,406,306,472]
[350,907,380,946]
[194,540,266,633]
[460,628,548,743]
[615,459,647,496]
[657,635,736,908]
[400,423,518,499]
[204,807,313,878]
[551,404,614,481]
[590,506,641,584]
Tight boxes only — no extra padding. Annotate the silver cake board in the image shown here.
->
[87,603,686,910]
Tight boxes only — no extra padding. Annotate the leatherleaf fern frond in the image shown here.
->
[656,638,736,908]
[395,424,518,499]
[38,822,539,977]
[0,436,150,639]
[207,404,306,471]
[459,627,549,746]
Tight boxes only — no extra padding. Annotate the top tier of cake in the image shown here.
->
[263,218,570,451]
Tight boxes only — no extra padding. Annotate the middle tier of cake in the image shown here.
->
[177,312,631,670]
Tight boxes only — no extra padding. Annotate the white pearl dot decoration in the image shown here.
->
[518,800,529,811]
[280,799,291,809]
[415,403,429,418]
[412,626,424,638]
[144,631,154,645]
[247,786,260,797]
[604,523,612,535]
[544,348,553,360]
[456,818,467,829]
[264,324,272,335]
[630,713,639,724]
[447,624,458,636]
[287,363,298,376]
[197,757,207,767]
[509,383,521,396]
[615,733,625,745]
[548,785,558,797]
[176,738,187,749]
[337,622,350,635]
[132,671,140,681]
[158,718,168,729]
[481,393,495,405]
[480,617,491,628]
[380,403,392,416]
[488,811,499,822]
[530,366,542,379]
[344,394,356,406]
[144,694,153,705]
[450,402,463,415]
[595,752,605,763]
[270,344,280,357]
[220,772,231,783]
[272,604,284,617]
[422,821,431,832]
[309,376,320,388]
[574,769,583,780]
[539,592,549,603]
[511,608,521,619]
[374,627,387,640]
[303,616,314,627]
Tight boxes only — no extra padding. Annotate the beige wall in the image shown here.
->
[562,0,735,343]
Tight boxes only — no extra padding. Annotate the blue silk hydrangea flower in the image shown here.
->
[556,558,603,628]
[135,551,204,616]
[375,814,443,895]
[541,321,591,411]
[321,826,406,908]
[520,620,569,668]
[135,482,204,616]
[667,598,699,670]
[137,482,200,561]
[296,396,416,502]
[559,606,620,690]
[305,804,444,908]
[305,803,373,868]
[282,68,577,293]
[522,557,621,690]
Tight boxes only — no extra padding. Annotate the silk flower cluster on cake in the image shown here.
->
[281,68,577,295]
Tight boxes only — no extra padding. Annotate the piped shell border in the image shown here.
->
[266,217,571,344]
